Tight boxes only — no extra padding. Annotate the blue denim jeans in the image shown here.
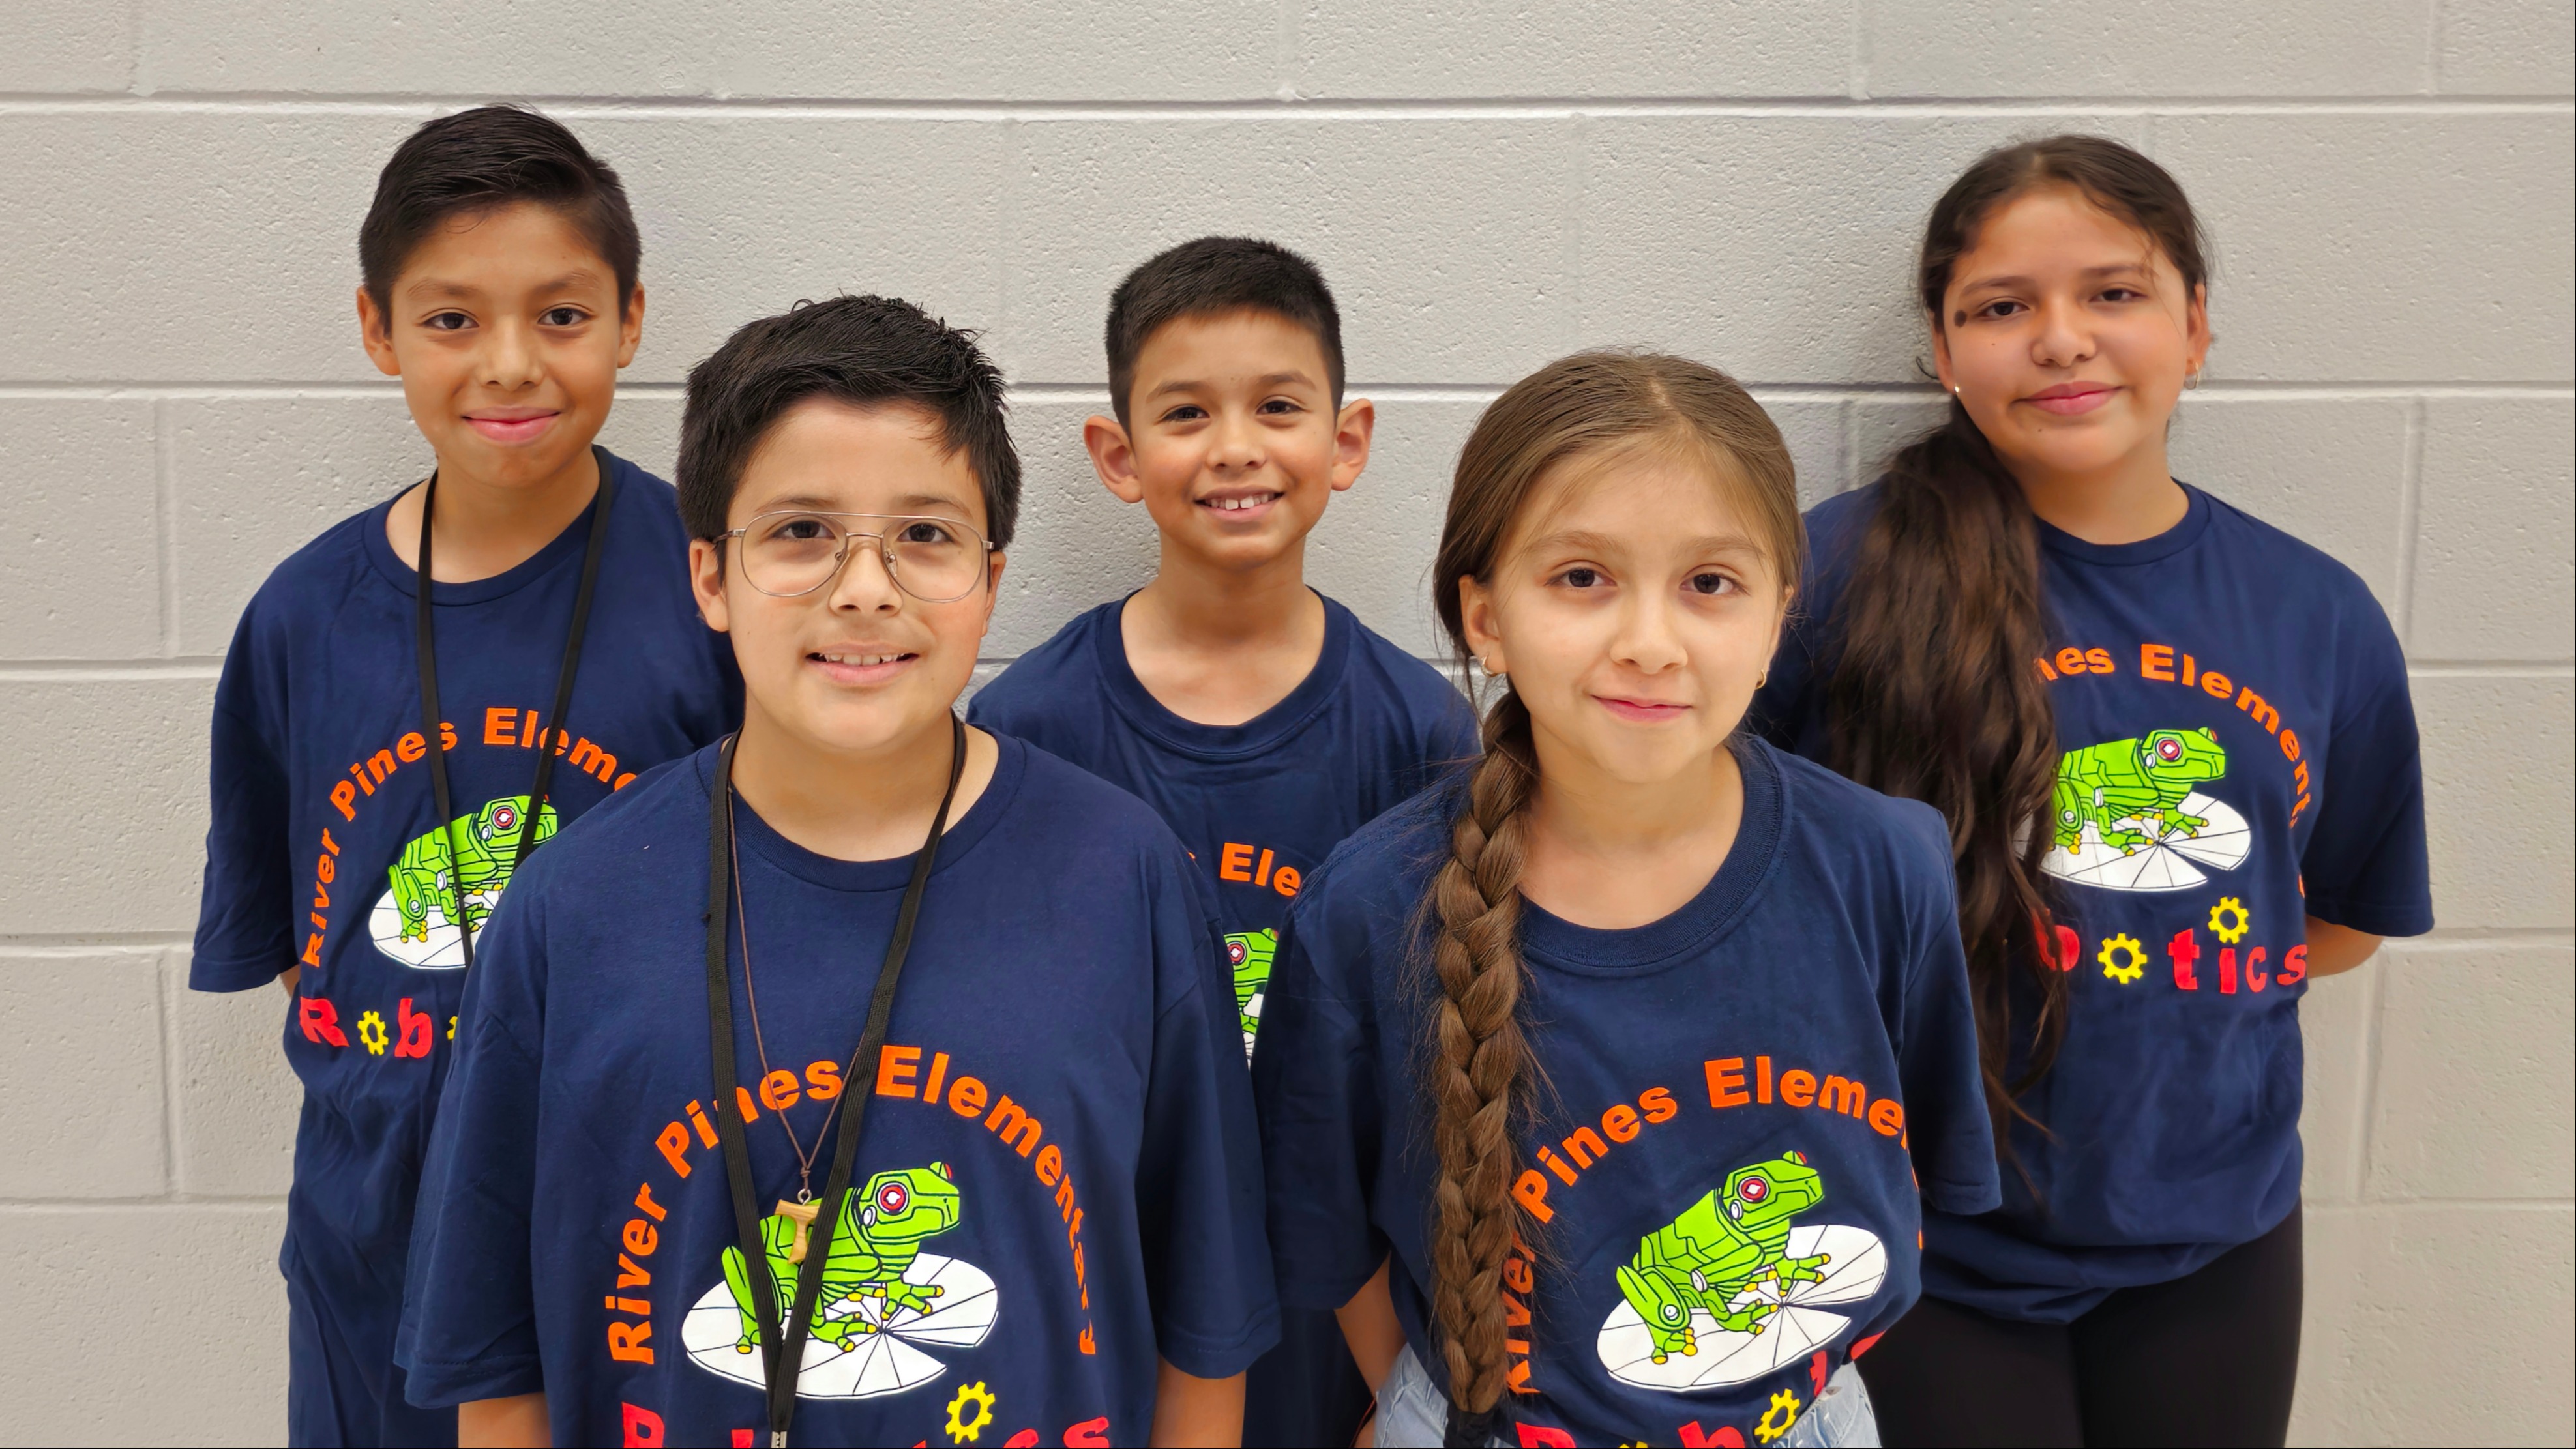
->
[1373,1344,1880,1448]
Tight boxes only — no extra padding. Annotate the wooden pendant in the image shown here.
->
[775,1197,822,1264]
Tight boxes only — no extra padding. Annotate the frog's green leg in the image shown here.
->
[870,1276,946,1318]
[2051,778,2088,850]
[1773,1250,1831,1287]
[1616,1263,1698,1362]
[720,1244,767,1353]
[2167,809,2210,836]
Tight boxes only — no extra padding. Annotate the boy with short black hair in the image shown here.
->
[969,236,1477,1448]
[190,105,738,1447]
[398,295,1275,1448]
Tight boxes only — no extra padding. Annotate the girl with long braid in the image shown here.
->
[1252,353,1998,1448]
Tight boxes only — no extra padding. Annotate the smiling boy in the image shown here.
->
[190,107,737,1447]
[396,296,1275,1448]
[967,238,1476,1446]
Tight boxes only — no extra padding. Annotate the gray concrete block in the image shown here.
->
[167,394,421,658]
[1006,118,1578,387]
[0,112,416,383]
[2411,396,2575,662]
[2292,1203,2573,1446]
[597,390,687,484]
[0,0,132,92]
[2414,673,2574,930]
[986,396,1162,658]
[164,954,300,1200]
[0,677,215,937]
[2299,957,2378,1207]
[1867,0,2430,95]
[2172,395,2410,613]
[1578,115,2152,385]
[2157,114,2575,383]
[2367,940,2575,1201]
[142,0,1279,100]
[0,953,168,1199]
[1309,396,1487,658]
[574,115,1016,387]
[0,1204,287,1446]
[2437,0,2576,93]
[0,398,162,660]
[1294,0,1854,98]
[1848,393,1950,490]
[1749,395,1850,512]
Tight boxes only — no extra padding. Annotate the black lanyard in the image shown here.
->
[413,446,615,973]
[703,715,966,1447]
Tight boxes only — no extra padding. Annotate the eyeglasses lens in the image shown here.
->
[741,512,983,602]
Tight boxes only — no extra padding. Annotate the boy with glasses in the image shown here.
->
[968,237,1477,1447]
[189,106,737,1448]
[397,295,1275,1447]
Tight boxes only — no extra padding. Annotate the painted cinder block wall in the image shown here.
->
[0,3,2568,1443]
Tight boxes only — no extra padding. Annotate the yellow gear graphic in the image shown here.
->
[1754,1386,1803,1444]
[355,1010,391,1055]
[944,1381,996,1444]
[2208,896,2252,944]
[2097,933,2148,984]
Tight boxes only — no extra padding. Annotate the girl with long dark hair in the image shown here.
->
[1756,136,2433,1446]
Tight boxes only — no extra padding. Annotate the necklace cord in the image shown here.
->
[705,713,969,1443]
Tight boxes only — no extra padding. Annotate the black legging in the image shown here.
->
[1857,1205,2302,1448]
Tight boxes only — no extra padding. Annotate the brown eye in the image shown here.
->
[1563,567,1599,589]
[1688,572,1733,596]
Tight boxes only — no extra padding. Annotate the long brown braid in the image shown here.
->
[1423,352,1801,1438]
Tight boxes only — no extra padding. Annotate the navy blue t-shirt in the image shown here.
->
[1254,738,1999,1448]
[396,733,1278,1446]
[969,593,1478,1057]
[1757,481,2433,1323]
[191,456,737,1307]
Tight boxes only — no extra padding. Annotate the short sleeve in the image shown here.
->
[1425,681,1483,776]
[1249,890,1390,1314]
[396,883,551,1407]
[1890,804,2003,1216]
[1134,847,1281,1378]
[192,613,296,991]
[2298,609,2433,938]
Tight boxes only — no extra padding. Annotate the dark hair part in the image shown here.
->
[1104,236,1344,427]
[1826,134,2210,1164]
[676,295,1022,549]
[359,105,641,318]
[1424,353,1801,1432]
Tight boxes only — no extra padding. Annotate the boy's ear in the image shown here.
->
[617,285,646,370]
[1330,397,1375,494]
[688,537,732,634]
[357,287,401,378]
[1084,414,1144,505]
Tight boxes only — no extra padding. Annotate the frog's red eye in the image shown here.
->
[878,1182,908,1216]
[2157,737,2182,761]
[1739,1177,1769,1203]
[1228,941,1248,967]
[494,804,518,829]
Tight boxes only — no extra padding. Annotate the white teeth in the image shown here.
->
[1208,493,1277,512]
[820,653,902,666]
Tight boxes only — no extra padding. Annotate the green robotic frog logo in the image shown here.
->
[1595,1152,1889,1393]
[365,795,559,969]
[2043,728,2252,892]
[681,1164,1000,1400]
[1226,929,1275,1060]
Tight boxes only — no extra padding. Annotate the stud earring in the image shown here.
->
[2184,367,2203,391]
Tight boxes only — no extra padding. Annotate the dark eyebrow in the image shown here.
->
[1959,263,2154,294]
[1521,529,1766,558]
[1143,368,1319,402]
[750,492,973,517]
[403,271,601,302]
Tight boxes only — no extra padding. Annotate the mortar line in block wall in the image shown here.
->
[153,948,182,1198]
[0,933,196,952]
[2395,397,2427,645]
[0,1197,288,1213]
[1,95,2570,119]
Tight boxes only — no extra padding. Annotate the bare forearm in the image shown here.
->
[1336,1258,1404,1394]
[1151,1358,1244,1448]
[458,1394,548,1448]
[2302,915,2382,978]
